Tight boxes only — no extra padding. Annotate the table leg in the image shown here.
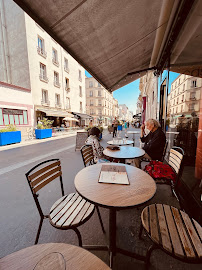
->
[133,134,135,146]
[109,209,116,268]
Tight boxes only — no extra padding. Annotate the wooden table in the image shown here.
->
[74,163,156,267]
[0,243,111,270]
[103,146,145,163]
[107,139,134,146]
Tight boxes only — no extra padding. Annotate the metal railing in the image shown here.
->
[39,74,48,82]
[37,46,47,58]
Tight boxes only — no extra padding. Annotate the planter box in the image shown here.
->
[117,125,122,131]
[35,129,52,139]
[0,131,21,146]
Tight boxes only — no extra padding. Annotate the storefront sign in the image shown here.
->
[3,108,23,115]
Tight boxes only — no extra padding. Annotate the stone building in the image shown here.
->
[168,74,201,124]
[0,0,86,127]
[85,77,116,126]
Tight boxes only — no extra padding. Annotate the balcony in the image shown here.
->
[64,66,69,73]
[39,74,48,83]
[55,102,62,108]
[78,77,82,82]
[90,104,94,106]
[54,81,61,88]
[41,99,50,106]
[37,46,47,58]
[65,87,70,93]
[190,97,196,100]
[52,58,59,67]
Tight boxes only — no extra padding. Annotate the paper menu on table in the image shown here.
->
[98,165,129,185]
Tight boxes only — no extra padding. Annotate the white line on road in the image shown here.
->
[0,144,75,176]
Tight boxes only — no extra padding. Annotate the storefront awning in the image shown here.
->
[72,112,93,119]
[14,0,202,91]
[36,107,73,118]
[63,116,79,122]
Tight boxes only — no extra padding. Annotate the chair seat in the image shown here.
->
[49,193,95,229]
[141,204,202,262]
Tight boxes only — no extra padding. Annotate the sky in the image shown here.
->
[85,71,179,115]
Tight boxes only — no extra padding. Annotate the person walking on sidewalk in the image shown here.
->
[112,117,118,137]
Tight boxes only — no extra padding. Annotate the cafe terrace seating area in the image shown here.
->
[1,128,201,270]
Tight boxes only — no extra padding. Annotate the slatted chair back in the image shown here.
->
[168,147,184,178]
[26,159,64,195]
[80,145,95,167]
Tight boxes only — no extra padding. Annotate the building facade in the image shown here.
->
[118,104,133,122]
[85,77,116,126]
[0,0,86,127]
[168,74,201,123]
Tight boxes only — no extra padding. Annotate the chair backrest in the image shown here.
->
[161,139,168,161]
[25,159,64,195]
[80,145,95,167]
[168,147,184,177]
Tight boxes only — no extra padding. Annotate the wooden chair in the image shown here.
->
[80,145,95,167]
[139,204,202,268]
[25,159,105,245]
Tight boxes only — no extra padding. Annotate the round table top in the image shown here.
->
[103,146,145,159]
[107,139,134,146]
[127,131,140,134]
[74,163,156,209]
[0,243,111,270]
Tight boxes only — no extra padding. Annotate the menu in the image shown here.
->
[98,165,129,185]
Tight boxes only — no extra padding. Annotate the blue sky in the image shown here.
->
[85,71,179,114]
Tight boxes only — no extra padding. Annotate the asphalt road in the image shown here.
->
[0,129,201,270]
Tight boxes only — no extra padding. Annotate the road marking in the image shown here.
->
[0,144,75,176]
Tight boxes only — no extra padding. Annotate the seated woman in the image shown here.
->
[85,127,109,163]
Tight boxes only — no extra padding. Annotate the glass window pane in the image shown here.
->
[0,109,3,125]
[23,111,28,124]
[4,114,9,125]
[9,115,14,124]
[14,115,19,125]
[19,115,24,124]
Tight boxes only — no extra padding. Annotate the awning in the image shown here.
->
[36,107,73,118]
[13,0,202,91]
[72,112,93,119]
[63,116,79,122]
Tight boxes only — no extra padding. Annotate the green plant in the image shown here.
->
[37,118,54,129]
[0,124,17,133]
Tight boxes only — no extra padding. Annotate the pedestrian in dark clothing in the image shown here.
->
[112,117,118,137]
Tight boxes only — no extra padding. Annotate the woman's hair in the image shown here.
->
[146,119,160,128]
[90,127,100,138]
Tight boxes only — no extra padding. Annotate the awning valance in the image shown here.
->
[36,107,73,118]
[72,112,93,119]
[63,116,79,122]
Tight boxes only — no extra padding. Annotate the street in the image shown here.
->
[0,128,201,270]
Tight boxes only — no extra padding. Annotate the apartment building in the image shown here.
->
[169,74,201,123]
[85,77,116,126]
[0,0,86,127]
[119,104,133,122]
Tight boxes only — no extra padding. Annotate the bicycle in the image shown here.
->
[27,127,36,140]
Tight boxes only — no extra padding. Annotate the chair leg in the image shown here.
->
[145,243,158,269]
[35,217,44,244]
[139,223,143,239]
[96,206,106,234]
[72,227,82,247]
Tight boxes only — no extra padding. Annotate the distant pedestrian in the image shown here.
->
[127,122,130,128]
[89,119,93,128]
[124,121,127,130]
[112,117,118,137]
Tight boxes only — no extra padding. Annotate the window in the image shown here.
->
[182,95,184,102]
[90,109,94,115]
[183,84,185,91]
[89,90,93,97]
[98,109,102,115]
[64,58,69,72]
[191,80,197,87]
[37,36,46,57]
[65,78,69,90]
[178,88,179,95]
[184,74,186,80]
[42,89,49,104]
[0,108,28,126]
[90,100,93,106]
[80,102,82,112]
[179,78,180,85]
[190,92,196,100]
[175,82,177,88]
[89,81,93,88]
[54,71,60,87]
[66,97,70,109]
[173,100,175,105]
[98,100,102,106]
[177,97,179,104]
[176,107,178,113]
[78,70,82,82]
[173,108,174,114]
[98,82,101,87]
[181,105,183,112]
[52,48,59,65]
[39,63,48,81]
[152,91,154,103]
[79,86,82,97]
[55,94,60,106]
[189,104,195,110]
[98,90,101,97]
